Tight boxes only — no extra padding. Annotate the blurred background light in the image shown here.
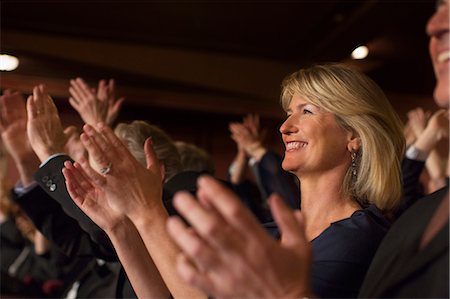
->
[0,54,19,71]
[351,46,369,59]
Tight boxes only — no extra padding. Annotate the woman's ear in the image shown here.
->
[347,136,361,152]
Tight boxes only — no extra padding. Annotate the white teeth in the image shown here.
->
[437,50,450,63]
[286,141,307,150]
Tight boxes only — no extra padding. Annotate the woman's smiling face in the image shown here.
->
[279,94,354,177]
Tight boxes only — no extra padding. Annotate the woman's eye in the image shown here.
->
[303,109,312,114]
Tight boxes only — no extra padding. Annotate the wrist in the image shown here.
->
[131,204,168,232]
[105,216,134,238]
[246,142,267,161]
[35,147,63,163]
[412,132,439,156]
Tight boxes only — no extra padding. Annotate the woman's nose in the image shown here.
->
[279,115,297,135]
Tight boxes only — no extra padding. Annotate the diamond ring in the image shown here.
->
[100,162,112,175]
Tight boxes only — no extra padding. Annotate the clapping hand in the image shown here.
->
[69,78,125,126]
[167,176,313,299]
[26,85,67,162]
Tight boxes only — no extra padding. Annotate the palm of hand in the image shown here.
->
[1,120,33,161]
[100,159,163,218]
[80,184,125,231]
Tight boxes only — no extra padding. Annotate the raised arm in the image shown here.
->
[62,157,169,298]
[67,122,206,299]
[25,85,114,257]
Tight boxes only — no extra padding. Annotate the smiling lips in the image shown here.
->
[437,50,450,63]
[285,141,308,151]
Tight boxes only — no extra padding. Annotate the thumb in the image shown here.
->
[144,137,157,169]
[268,193,307,247]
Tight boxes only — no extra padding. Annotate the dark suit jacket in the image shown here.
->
[396,157,426,218]
[359,186,449,298]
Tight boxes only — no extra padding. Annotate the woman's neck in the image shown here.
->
[298,170,361,241]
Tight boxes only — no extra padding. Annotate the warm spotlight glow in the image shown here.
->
[0,54,19,71]
[351,46,369,59]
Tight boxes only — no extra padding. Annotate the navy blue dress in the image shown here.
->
[265,204,390,298]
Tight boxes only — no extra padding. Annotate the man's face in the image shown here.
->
[426,0,450,108]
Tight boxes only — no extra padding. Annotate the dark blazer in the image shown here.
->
[396,157,426,218]
[34,155,115,257]
[359,186,449,298]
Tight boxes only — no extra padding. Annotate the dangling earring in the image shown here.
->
[351,150,358,180]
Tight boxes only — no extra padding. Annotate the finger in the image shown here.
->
[63,161,88,206]
[144,137,158,169]
[173,191,241,251]
[0,96,8,129]
[80,130,111,173]
[32,85,44,112]
[196,176,264,237]
[111,97,125,112]
[26,95,38,119]
[269,194,306,247]
[176,253,216,296]
[167,216,220,272]
[77,156,107,187]
[44,91,59,115]
[97,80,107,100]
[69,84,84,103]
[36,85,52,115]
[68,97,81,110]
[96,122,134,160]
[75,78,93,98]
[107,79,116,100]
[84,124,110,154]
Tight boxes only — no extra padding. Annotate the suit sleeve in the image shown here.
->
[29,155,117,260]
[12,185,118,261]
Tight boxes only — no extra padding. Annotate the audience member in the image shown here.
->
[174,141,215,175]
[228,114,299,222]
[164,1,447,298]
[166,63,405,298]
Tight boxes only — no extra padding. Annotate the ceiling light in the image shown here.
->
[0,54,19,71]
[351,46,369,60]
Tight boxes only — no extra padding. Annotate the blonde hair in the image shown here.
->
[114,121,182,182]
[281,64,405,213]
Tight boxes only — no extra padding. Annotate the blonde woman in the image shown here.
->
[166,63,405,298]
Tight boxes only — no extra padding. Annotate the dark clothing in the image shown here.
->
[250,151,299,210]
[0,218,27,272]
[35,155,116,260]
[359,186,449,298]
[264,205,390,298]
[397,157,426,218]
[310,205,390,298]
